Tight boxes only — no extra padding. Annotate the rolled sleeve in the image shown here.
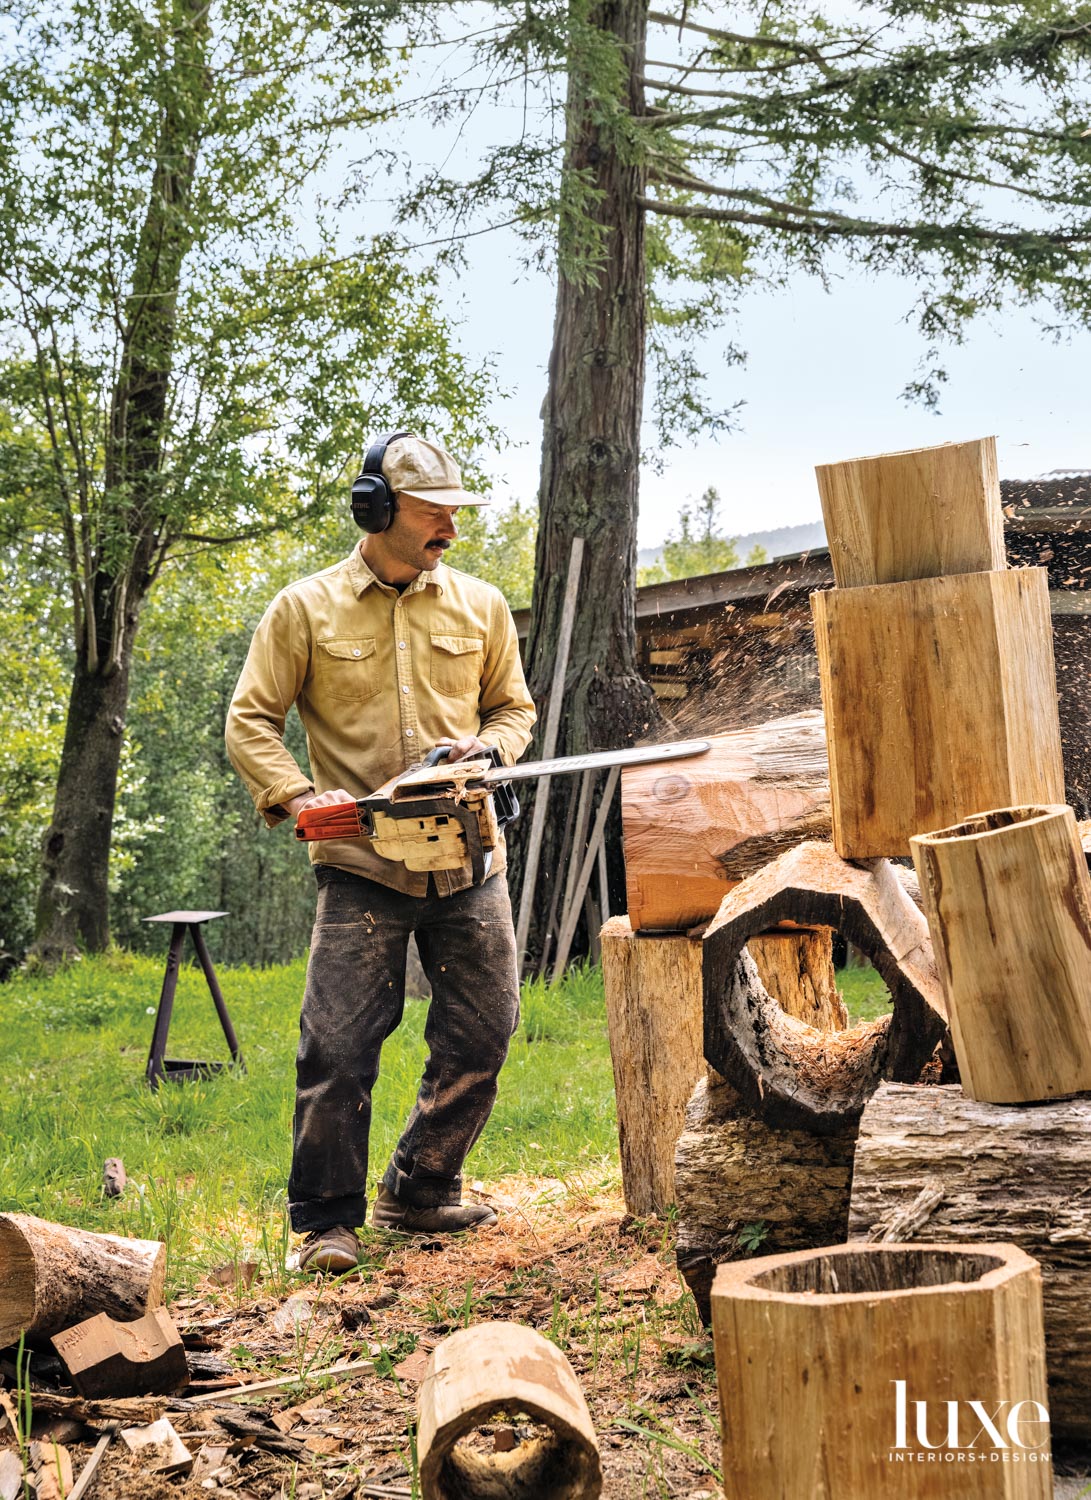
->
[225,591,315,825]
[477,591,536,766]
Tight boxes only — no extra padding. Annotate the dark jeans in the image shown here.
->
[287,866,521,1232]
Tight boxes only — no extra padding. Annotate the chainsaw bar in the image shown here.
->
[475,738,711,784]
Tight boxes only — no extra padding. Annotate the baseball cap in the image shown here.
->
[383,434,489,507]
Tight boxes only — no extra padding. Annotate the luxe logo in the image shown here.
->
[890,1381,1051,1465]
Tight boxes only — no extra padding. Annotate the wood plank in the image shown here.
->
[816,435,1005,587]
[812,568,1064,859]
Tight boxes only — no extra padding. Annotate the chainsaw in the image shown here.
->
[295,739,711,884]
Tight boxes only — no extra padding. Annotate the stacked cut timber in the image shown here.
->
[850,1082,1091,1441]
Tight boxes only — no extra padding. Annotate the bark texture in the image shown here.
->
[509,0,659,964]
[849,1081,1091,1441]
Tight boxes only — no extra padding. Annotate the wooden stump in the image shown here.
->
[812,568,1064,858]
[711,1241,1050,1498]
[850,1081,1091,1441]
[816,435,1005,588]
[0,1214,166,1347]
[417,1323,601,1500]
[674,1071,858,1322]
[620,710,830,932]
[702,842,948,1133]
[911,805,1091,1102]
[746,928,847,1031]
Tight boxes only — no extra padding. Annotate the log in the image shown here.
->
[849,1081,1091,1441]
[0,1214,166,1347]
[601,919,846,1215]
[417,1323,601,1499]
[813,567,1064,859]
[815,435,1005,588]
[711,1241,1050,1499]
[52,1308,188,1399]
[620,710,830,932]
[911,804,1091,1103]
[702,842,948,1133]
[674,1071,858,1322]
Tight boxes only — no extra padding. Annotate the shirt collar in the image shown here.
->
[347,544,446,599]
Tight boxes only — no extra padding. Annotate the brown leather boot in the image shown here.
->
[298,1224,361,1273]
[370,1185,497,1234]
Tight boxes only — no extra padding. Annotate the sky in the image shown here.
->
[356,9,1091,551]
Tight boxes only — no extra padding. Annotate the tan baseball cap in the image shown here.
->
[383,434,488,507]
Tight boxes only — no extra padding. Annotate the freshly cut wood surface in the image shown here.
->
[601,919,706,1217]
[812,568,1064,858]
[816,435,1005,588]
[912,804,1091,1102]
[712,1240,1049,1498]
[621,711,830,932]
[702,842,947,1133]
[850,1081,1091,1440]
[674,1071,857,1321]
[52,1307,188,1399]
[417,1322,601,1500]
[0,1213,165,1347]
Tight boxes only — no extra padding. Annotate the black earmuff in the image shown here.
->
[351,430,413,533]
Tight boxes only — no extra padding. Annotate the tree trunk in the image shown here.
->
[510,0,659,964]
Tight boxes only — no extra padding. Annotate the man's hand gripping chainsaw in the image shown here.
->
[295,739,711,885]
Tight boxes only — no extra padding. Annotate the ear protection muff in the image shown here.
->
[351,430,413,533]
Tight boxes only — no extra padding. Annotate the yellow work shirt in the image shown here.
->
[225,545,536,897]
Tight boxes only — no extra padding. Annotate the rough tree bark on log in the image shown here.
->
[849,1081,1091,1441]
[0,1214,166,1346]
[702,841,949,1133]
[620,711,830,932]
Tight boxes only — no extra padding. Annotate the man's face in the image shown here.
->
[388,494,460,572]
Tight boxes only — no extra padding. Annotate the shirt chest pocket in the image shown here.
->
[314,637,381,702]
[430,634,484,697]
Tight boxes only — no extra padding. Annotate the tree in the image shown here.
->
[638,485,768,582]
[345,0,1091,957]
[0,0,496,959]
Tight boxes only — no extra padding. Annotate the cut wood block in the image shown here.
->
[52,1307,188,1399]
[702,842,948,1133]
[816,435,1005,587]
[812,568,1064,858]
[417,1323,601,1499]
[0,1213,166,1347]
[712,1240,1049,1498]
[850,1082,1091,1441]
[29,1441,72,1500]
[119,1418,192,1476]
[912,804,1091,1103]
[621,710,830,931]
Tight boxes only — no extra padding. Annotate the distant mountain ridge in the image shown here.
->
[638,519,827,570]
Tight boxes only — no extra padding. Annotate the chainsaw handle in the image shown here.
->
[422,745,454,768]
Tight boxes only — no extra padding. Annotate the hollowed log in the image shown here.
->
[712,1241,1050,1499]
[418,1323,601,1500]
[702,842,948,1134]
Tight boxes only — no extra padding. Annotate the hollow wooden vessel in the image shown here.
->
[812,568,1064,859]
[417,1322,601,1500]
[911,804,1091,1103]
[0,1213,166,1346]
[816,435,1005,588]
[712,1241,1051,1499]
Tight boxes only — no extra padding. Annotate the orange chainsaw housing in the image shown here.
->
[295,801,367,842]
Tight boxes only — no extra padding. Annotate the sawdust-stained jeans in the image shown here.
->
[287,865,521,1232]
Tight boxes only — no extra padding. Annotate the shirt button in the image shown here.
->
[402,685,409,694]
[352,648,361,658]
[405,728,414,737]
[398,641,406,650]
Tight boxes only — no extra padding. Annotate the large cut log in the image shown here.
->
[602,919,846,1215]
[812,567,1065,859]
[815,435,1005,588]
[712,1241,1050,1499]
[674,1070,858,1322]
[620,710,830,931]
[0,1214,166,1347]
[849,1081,1091,1441]
[417,1323,601,1499]
[702,842,948,1133]
[912,804,1091,1102]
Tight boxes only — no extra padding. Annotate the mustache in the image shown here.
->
[427,539,452,549]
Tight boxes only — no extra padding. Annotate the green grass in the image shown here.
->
[0,952,617,1290]
[836,963,894,1022]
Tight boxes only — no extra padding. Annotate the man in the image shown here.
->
[225,432,536,1272]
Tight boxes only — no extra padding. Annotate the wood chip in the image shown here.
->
[302,1433,343,1456]
[206,1261,261,1292]
[29,1441,72,1500]
[120,1417,193,1475]
[190,1441,231,1484]
[391,1347,432,1385]
[0,1450,23,1500]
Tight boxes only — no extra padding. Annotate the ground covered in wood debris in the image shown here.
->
[1,1177,725,1499]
